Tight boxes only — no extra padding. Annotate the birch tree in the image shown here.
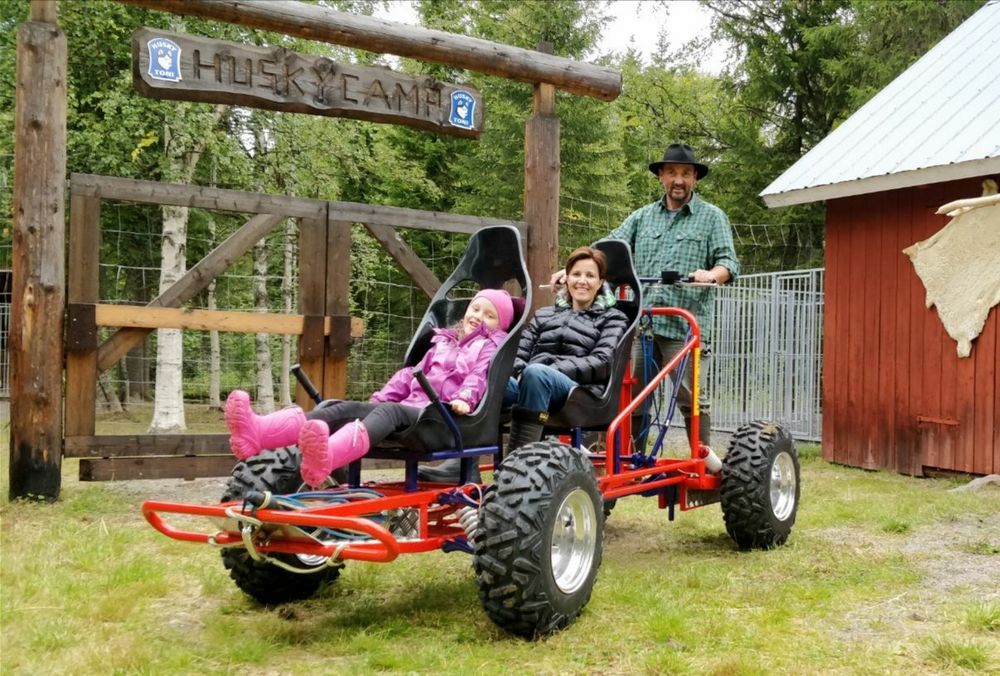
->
[147,104,227,432]
[251,124,275,413]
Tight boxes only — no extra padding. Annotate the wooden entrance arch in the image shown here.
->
[10,0,622,498]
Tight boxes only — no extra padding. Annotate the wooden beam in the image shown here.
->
[94,303,364,337]
[365,223,441,299]
[79,455,237,481]
[96,212,285,371]
[78,453,401,480]
[297,215,327,409]
[70,173,525,235]
[71,173,325,219]
[329,201,521,235]
[115,0,622,101]
[323,220,352,399]
[524,82,560,312]
[132,28,484,138]
[65,194,101,437]
[65,433,231,457]
[31,1,58,23]
[10,13,67,501]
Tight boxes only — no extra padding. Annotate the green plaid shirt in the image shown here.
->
[606,193,739,344]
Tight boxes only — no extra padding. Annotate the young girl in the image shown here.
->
[224,288,514,488]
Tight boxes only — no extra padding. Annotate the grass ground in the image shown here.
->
[1,422,998,675]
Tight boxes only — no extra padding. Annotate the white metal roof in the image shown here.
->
[761,0,1000,208]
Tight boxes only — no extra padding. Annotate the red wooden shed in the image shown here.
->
[760,2,1000,476]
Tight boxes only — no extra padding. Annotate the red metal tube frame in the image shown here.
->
[607,306,703,476]
[141,482,479,562]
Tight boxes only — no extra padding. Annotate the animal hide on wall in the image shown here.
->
[903,191,1000,358]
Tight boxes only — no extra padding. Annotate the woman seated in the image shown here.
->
[505,245,629,452]
[224,289,514,488]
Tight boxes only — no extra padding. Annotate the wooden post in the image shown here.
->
[65,194,101,438]
[297,214,328,408]
[524,43,560,311]
[10,0,67,500]
[323,220,352,400]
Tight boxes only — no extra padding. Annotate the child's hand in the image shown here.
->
[450,400,471,415]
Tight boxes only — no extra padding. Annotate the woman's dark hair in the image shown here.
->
[565,246,607,279]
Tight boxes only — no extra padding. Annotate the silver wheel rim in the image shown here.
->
[296,553,329,567]
[770,451,797,521]
[550,487,598,594]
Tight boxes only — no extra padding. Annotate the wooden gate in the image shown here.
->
[64,172,523,480]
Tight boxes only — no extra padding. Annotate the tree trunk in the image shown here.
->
[97,370,123,413]
[147,105,226,431]
[253,237,275,412]
[207,214,221,410]
[252,242,274,409]
[279,216,295,407]
[123,270,150,402]
[148,201,189,432]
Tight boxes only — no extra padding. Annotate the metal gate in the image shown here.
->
[711,269,824,441]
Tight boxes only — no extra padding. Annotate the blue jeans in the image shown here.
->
[505,364,578,413]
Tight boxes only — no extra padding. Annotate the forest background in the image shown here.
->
[0,0,983,431]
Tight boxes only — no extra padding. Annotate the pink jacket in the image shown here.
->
[370,324,507,410]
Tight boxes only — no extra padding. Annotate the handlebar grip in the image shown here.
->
[290,363,322,405]
[413,368,441,404]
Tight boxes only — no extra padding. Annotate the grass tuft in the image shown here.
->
[880,518,912,534]
[924,637,992,671]
[963,539,1000,555]
[965,601,1000,633]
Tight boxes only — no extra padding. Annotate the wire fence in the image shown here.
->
[712,269,824,440]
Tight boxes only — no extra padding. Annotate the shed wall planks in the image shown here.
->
[823,178,998,475]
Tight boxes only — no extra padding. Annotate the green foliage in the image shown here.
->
[415,0,628,219]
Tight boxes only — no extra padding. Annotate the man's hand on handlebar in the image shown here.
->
[689,269,718,284]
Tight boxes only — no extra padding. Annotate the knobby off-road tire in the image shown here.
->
[720,420,800,550]
[221,447,341,604]
[474,441,604,639]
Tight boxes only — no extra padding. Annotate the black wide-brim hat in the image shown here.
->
[648,143,709,179]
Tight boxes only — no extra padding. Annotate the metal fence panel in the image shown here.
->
[711,269,824,441]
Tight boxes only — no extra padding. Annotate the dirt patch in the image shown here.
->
[820,515,1000,645]
[900,514,1000,597]
[819,515,1000,597]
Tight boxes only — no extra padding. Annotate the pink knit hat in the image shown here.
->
[472,289,514,331]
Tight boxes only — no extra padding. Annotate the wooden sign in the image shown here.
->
[132,28,484,138]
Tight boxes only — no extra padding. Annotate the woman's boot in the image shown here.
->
[225,390,306,460]
[417,457,480,484]
[506,408,547,453]
[299,419,370,488]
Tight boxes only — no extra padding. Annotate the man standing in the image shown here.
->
[606,143,739,450]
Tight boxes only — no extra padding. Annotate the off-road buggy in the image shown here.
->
[143,225,800,639]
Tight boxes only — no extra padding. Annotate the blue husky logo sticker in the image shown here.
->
[449,90,476,130]
[147,37,182,82]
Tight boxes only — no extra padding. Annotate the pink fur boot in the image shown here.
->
[299,419,370,488]
[224,390,306,461]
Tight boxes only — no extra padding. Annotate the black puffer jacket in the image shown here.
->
[513,297,629,396]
